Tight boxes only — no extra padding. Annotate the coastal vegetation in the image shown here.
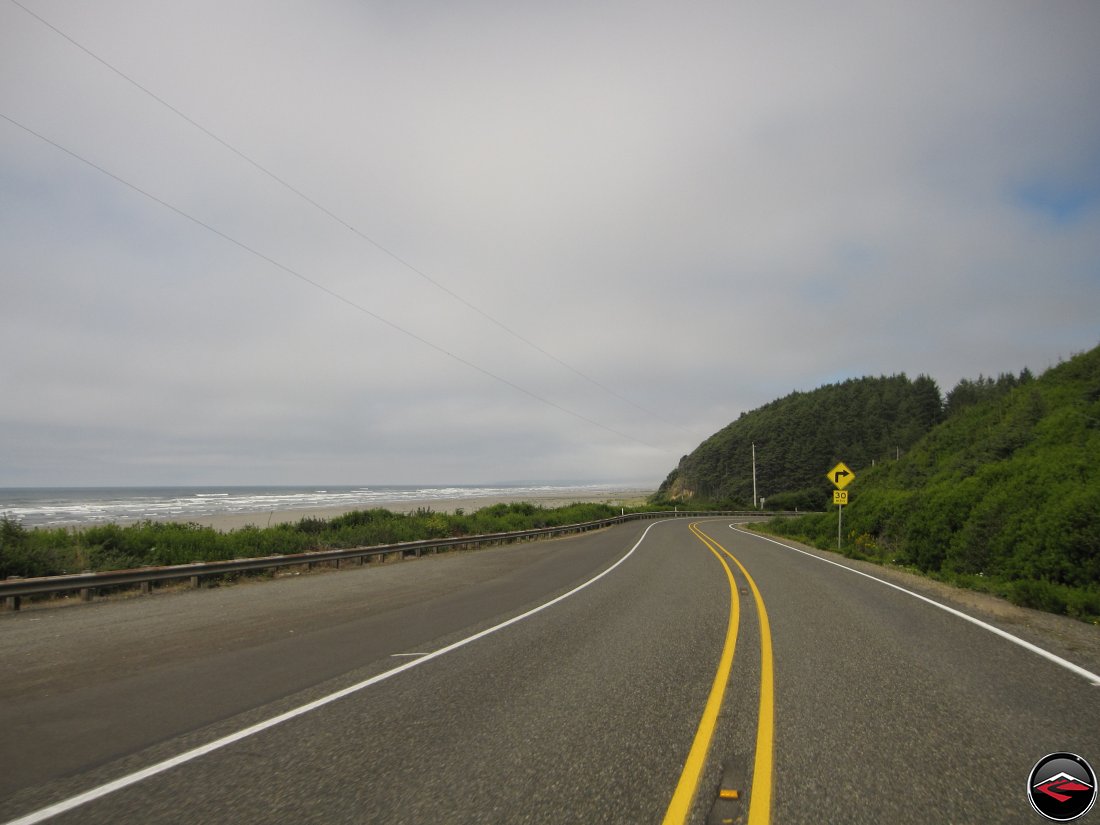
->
[654,373,944,510]
[0,501,659,580]
[6,347,1098,623]
[656,345,1100,621]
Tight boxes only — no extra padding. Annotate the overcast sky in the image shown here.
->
[2,1,1098,488]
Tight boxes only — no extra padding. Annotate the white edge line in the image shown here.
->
[4,520,668,825]
[728,523,1100,687]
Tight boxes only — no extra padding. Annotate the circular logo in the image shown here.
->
[1028,752,1096,822]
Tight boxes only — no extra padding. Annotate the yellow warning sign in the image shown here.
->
[827,462,855,490]
[833,490,848,505]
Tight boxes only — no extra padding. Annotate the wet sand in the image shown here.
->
[185,489,654,532]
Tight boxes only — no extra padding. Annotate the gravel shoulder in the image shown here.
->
[0,537,590,702]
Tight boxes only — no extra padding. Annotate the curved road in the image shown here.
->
[1,518,1098,824]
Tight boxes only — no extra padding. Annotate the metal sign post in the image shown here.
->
[833,489,848,550]
[828,464,855,552]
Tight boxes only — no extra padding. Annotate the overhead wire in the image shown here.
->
[0,110,669,454]
[7,0,692,437]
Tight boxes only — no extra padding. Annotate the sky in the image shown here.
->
[2,1,1099,488]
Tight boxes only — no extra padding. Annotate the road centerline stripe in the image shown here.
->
[662,523,740,825]
[697,523,775,825]
[2,521,669,825]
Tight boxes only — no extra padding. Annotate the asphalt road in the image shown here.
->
[2,518,1098,824]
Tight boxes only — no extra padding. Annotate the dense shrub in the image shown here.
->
[750,346,1100,622]
[0,501,660,579]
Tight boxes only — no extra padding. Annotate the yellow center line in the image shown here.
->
[661,523,740,825]
[696,523,775,825]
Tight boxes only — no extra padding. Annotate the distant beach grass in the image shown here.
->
[0,501,669,580]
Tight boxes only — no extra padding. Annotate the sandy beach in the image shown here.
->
[183,488,654,532]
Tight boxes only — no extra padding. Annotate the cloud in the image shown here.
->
[2,0,1098,486]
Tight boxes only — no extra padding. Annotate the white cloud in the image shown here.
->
[2,0,1098,487]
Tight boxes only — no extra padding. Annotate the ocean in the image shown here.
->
[0,484,640,528]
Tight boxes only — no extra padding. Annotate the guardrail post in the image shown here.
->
[80,587,94,602]
[141,581,153,595]
[4,576,21,612]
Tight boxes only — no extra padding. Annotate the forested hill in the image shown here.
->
[760,345,1100,618]
[655,374,943,509]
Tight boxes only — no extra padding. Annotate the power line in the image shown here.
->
[7,0,690,436]
[1,111,670,454]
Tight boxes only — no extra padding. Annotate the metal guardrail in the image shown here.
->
[0,510,788,611]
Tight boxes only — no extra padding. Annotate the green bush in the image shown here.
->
[761,488,820,511]
[0,501,657,579]
[1009,579,1069,615]
[1,516,66,578]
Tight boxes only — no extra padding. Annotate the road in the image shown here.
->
[1,518,1098,824]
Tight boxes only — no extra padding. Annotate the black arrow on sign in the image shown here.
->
[834,470,850,484]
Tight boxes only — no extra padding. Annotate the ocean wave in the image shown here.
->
[0,484,632,528]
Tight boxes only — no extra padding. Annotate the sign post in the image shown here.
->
[827,463,855,551]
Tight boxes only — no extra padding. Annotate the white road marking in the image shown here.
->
[729,523,1100,686]
[3,521,667,825]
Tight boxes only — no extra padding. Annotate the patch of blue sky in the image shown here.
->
[1014,179,1100,225]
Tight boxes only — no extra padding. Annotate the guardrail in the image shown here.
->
[0,510,792,611]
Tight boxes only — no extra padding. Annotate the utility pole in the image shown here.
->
[752,442,758,509]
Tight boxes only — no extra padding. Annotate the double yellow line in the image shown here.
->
[662,522,775,825]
